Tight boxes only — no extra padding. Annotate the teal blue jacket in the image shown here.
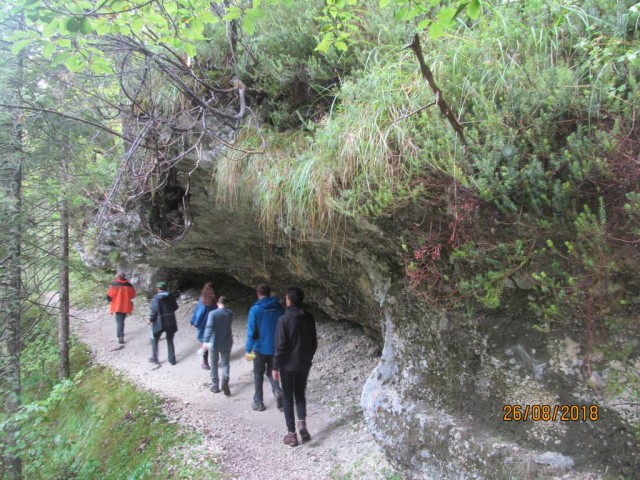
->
[245,296,284,355]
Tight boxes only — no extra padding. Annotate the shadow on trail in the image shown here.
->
[230,348,247,362]
[228,379,253,396]
[177,335,202,359]
[307,408,362,447]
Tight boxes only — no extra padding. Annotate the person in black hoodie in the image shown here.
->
[148,281,179,365]
[272,286,318,447]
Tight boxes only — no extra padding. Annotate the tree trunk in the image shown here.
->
[58,152,70,380]
[0,69,24,480]
[0,14,24,479]
[224,0,238,67]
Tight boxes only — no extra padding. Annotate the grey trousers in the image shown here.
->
[115,312,127,338]
[210,347,231,387]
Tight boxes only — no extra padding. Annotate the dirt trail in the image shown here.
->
[73,294,395,480]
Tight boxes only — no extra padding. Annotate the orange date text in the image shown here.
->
[502,404,599,422]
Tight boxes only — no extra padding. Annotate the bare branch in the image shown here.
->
[406,34,466,144]
[0,102,128,140]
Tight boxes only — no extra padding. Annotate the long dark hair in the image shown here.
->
[201,282,217,307]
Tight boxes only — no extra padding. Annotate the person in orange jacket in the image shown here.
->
[107,272,136,344]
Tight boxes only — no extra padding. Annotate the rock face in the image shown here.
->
[83,150,640,479]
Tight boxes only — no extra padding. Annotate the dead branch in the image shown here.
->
[406,34,466,144]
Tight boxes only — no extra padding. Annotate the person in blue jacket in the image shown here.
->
[245,283,285,411]
[190,282,217,370]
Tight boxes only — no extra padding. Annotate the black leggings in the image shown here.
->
[280,368,310,433]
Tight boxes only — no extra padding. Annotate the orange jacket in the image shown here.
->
[107,278,136,314]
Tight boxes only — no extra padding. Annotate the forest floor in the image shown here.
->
[73,292,398,480]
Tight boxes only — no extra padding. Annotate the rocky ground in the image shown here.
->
[73,290,398,480]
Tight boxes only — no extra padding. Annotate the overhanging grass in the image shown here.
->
[215,47,464,238]
[209,1,639,335]
[213,1,638,238]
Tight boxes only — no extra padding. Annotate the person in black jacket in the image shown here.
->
[148,281,179,365]
[272,286,318,447]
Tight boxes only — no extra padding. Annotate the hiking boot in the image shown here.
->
[252,402,266,411]
[299,428,311,443]
[222,379,231,396]
[201,361,210,370]
[118,336,124,344]
[275,389,284,410]
[210,385,221,393]
[283,432,298,447]
[298,420,311,443]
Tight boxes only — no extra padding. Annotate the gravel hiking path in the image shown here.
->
[73,293,396,480]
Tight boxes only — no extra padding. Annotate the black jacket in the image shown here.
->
[149,291,179,335]
[274,306,317,372]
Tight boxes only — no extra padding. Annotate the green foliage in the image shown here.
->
[216,0,640,347]
[19,320,68,395]
[407,1,637,327]
[5,0,221,73]
[239,1,341,130]
[624,192,640,237]
[4,364,220,479]
[238,0,412,129]
[10,0,481,80]
[315,0,482,52]
[69,259,114,308]
[221,46,466,235]
[527,205,619,325]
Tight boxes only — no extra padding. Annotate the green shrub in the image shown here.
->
[237,0,410,130]
[214,0,639,345]
[6,366,219,480]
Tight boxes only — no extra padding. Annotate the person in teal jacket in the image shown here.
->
[245,284,284,411]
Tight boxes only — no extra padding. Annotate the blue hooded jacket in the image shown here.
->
[190,299,216,342]
[245,296,284,355]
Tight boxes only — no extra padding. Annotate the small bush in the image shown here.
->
[8,365,219,480]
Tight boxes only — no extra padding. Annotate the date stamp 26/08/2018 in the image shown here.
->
[503,404,600,422]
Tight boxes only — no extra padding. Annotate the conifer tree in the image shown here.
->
[0,13,24,479]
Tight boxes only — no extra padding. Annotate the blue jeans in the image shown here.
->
[253,353,282,404]
[115,312,127,338]
[210,347,231,387]
[280,368,310,433]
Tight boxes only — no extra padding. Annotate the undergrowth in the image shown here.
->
[1,316,219,479]
[235,0,411,130]
[216,46,463,238]
[212,0,640,369]
[69,258,114,308]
